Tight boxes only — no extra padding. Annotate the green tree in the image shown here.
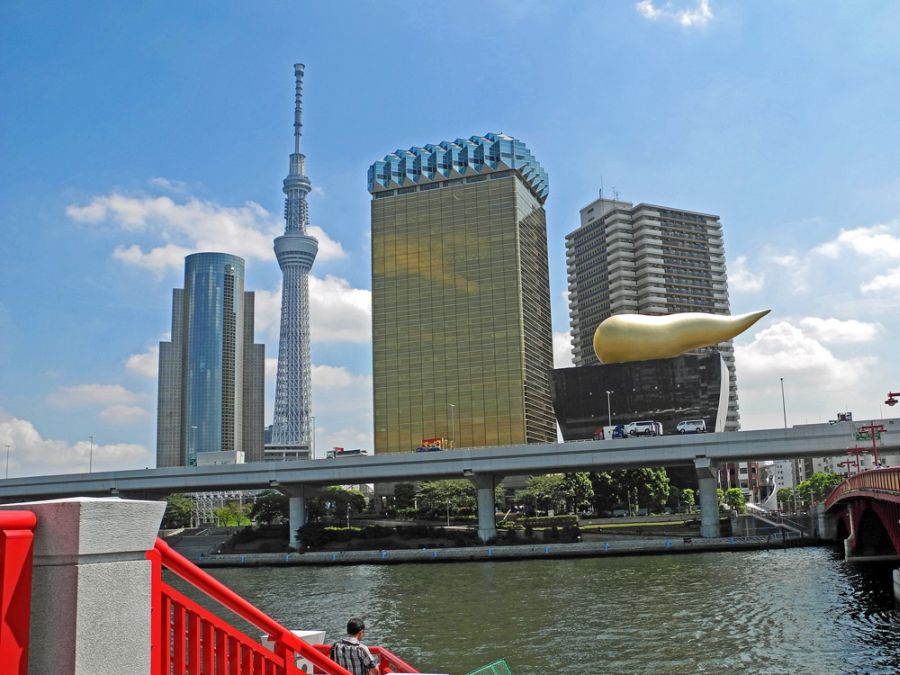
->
[516,474,567,514]
[393,483,417,511]
[213,501,252,526]
[416,480,476,519]
[588,471,617,513]
[323,486,367,519]
[162,494,193,528]
[724,487,747,514]
[250,490,288,525]
[615,468,671,513]
[776,487,793,510]
[667,485,681,509]
[588,469,671,514]
[560,472,594,513]
[796,472,844,503]
[716,488,725,512]
[681,488,696,514]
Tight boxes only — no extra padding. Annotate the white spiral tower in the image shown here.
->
[271,63,318,452]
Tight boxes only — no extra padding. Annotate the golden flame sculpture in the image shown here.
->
[593,310,770,364]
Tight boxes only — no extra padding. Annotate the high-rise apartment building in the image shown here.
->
[270,63,318,457]
[565,197,740,430]
[156,253,265,467]
[368,133,556,453]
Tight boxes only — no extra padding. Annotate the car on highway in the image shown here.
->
[624,420,663,437]
[676,419,707,434]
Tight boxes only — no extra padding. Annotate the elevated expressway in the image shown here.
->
[2,419,897,546]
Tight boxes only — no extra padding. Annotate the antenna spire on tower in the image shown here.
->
[293,63,304,154]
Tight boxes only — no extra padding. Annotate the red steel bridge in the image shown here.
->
[824,467,900,561]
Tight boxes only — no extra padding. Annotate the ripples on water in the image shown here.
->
[203,547,900,675]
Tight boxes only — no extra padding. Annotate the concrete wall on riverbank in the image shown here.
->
[198,534,809,568]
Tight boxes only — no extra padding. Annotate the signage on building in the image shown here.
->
[420,437,446,449]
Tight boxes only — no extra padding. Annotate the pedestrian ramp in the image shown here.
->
[466,658,513,674]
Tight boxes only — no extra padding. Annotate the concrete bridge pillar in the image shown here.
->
[281,485,308,551]
[470,474,499,543]
[0,497,165,675]
[694,457,720,538]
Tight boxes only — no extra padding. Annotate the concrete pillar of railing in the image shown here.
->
[893,568,900,605]
[470,474,499,543]
[0,497,165,675]
[281,485,308,550]
[694,457,720,538]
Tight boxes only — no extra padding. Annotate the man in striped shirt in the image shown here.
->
[330,618,378,675]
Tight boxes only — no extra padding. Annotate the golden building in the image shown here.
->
[368,133,556,453]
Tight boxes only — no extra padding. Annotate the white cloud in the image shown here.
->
[553,330,574,368]
[767,253,810,293]
[66,190,348,275]
[861,266,900,294]
[48,384,141,408]
[308,225,347,260]
[265,357,278,379]
[814,223,900,260]
[47,384,149,428]
[112,243,194,276]
[729,255,764,292]
[312,365,372,389]
[636,0,713,27]
[734,320,878,429]
[795,317,882,344]
[310,366,373,455]
[125,336,168,377]
[148,176,188,193]
[0,415,151,477]
[735,320,875,391]
[310,276,371,343]
[98,405,150,424]
[257,276,372,344]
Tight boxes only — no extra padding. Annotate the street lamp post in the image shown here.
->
[4,444,10,479]
[311,416,316,460]
[190,425,198,466]
[780,378,787,428]
[605,390,613,427]
[89,435,94,473]
[446,499,451,527]
[857,421,885,467]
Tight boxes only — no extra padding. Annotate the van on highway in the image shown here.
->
[676,419,707,434]
[624,421,662,437]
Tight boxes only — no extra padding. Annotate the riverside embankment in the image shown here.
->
[195,533,809,568]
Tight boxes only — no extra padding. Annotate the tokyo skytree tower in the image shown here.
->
[271,63,318,452]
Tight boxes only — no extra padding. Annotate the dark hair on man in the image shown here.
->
[347,618,366,635]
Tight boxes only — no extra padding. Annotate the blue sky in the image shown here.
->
[3,1,900,476]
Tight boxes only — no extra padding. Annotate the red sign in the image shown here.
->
[421,437,445,449]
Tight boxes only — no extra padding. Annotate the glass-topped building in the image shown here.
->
[369,133,556,453]
[156,253,265,467]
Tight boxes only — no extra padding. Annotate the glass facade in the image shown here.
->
[156,252,265,467]
[370,137,556,454]
[551,353,729,486]
[184,253,245,464]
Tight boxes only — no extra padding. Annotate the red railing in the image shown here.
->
[0,511,37,675]
[150,539,419,674]
[312,644,420,674]
[824,467,900,509]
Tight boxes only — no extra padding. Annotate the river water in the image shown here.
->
[204,547,900,674]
